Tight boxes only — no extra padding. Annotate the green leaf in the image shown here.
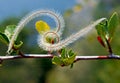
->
[14,41,23,50]
[0,32,9,45]
[52,56,63,66]
[4,25,16,40]
[96,12,119,48]
[61,48,66,59]
[62,54,76,66]
[52,48,76,68]
[96,21,108,36]
[108,12,119,39]
[68,50,74,57]
[96,21,108,46]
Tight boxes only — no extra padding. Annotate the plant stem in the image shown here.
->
[0,54,120,61]
[105,38,113,56]
[18,50,26,57]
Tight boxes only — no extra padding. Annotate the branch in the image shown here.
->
[0,54,120,62]
[75,55,120,62]
[0,54,53,60]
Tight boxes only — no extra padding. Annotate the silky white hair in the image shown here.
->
[7,9,106,54]
[38,18,106,51]
[7,9,65,53]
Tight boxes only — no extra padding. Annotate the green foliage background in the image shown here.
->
[0,0,120,83]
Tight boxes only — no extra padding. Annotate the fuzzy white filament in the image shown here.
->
[38,18,106,51]
[7,9,65,54]
[7,9,106,54]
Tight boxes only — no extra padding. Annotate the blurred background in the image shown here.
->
[0,0,120,83]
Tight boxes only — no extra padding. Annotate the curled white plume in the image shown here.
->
[7,9,106,54]
[38,18,106,51]
[7,9,65,54]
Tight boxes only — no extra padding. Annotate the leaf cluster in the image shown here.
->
[96,12,119,51]
[0,25,23,54]
[52,48,76,68]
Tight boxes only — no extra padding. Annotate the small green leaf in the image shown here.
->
[4,25,16,40]
[96,21,108,36]
[96,21,108,47]
[52,56,63,66]
[14,41,23,50]
[68,50,74,57]
[0,32,9,45]
[45,37,52,43]
[7,41,23,54]
[108,12,119,39]
[61,48,66,58]
[63,54,76,66]
[52,48,76,68]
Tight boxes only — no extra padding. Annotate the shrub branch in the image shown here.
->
[0,54,120,61]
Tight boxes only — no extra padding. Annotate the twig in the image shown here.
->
[75,55,120,62]
[0,54,53,60]
[0,54,120,61]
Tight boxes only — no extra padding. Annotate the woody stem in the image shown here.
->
[105,38,113,56]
